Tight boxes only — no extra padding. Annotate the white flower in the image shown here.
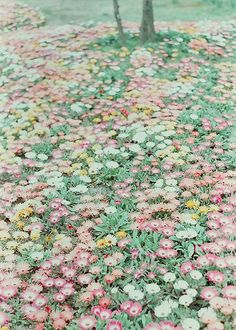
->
[132,131,147,143]
[89,162,103,174]
[186,229,198,238]
[198,307,217,321]
[104,147,119,155]
[146,141,155,148]
[165,299,178,309]
[25,151,36,159]
[166,179,178,186]
[157,143,167,149]
[30,251,44,261]
[104,235,117,245]
[163,272,176,282]
[190,114,199,120]
[155,135,165,142]
[145,283,160,294]
[165,186,179,192]
[190,270,202,280]
[154,305,171,317]
[179,295,193,306]
[123,284,136,293]
[70,184,88,194]
[181,318,200,330]
[129,144,142,153]
[161,130,175,137]
[80,176,91,183]
[153,125,165,133]
[71,102,83,113]
[104,206,117,214]
[37,153,48,161]
[111,287,119,294]
[186,288,198,297]
[128,290,144,301]
[155,179,164,188]
[106,161,119,169]
[174,280,189,290]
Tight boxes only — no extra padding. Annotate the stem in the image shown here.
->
[113,0,126,44]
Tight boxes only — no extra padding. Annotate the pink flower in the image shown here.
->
[106,320,123,330]
[211,195,222,204]
[207,271,224,284]
[21,288,39,302]
[207,322,224,330]
[222,286,236,299]
[99,308,112,320]
[159,321,180,330]
[0,311,10,326]
[180,261,195,274]
[125,302,142,317]
[201,287,219,301]
[143,323,159,330]
[54,292,66,303]
[78,274,92,285]
[159,239,174,249]
[33,294,48,307]
[120,301,133,312]
[1,285,18,299]
[52,319,66,330]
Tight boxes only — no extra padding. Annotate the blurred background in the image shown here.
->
[22,0,236,26]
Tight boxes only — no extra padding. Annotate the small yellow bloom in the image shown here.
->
[86,157,94,164]
[92,144,101,151]
[17,221,25,230]
[79,152,88,159]
[45,235,52,242]
[209,204,219,211]
[30,230,41,241]
[79,169,88,176]
[191,214,200,220]
[96,239,108,248]
[185,200,200,209]
[116,231,127,239]
[93,118,101,123]
[103,115,110,121]
[198,206,209,214]
[18,207,33,218]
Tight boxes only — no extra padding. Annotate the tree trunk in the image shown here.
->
[140,0,155,44]
[113,0,126,44]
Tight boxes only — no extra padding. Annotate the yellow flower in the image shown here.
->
[17,221,25,230]
[96,239,108,248]
[185,200,200,209]
[191,214,200,220]
[17,207,33,218]
[79,152,88,159]
[209,204,219,211]
[116,231,127,239]
[93,118,101,123]
[0,326,9,330]
[79,169,88,176]
[45,235,52,242]
[103,115,110,121]
[92,144,101,151]
[86,157,94,164]
[71,163,80,170]
[55,234,65,241]
[30,230,41,241]
[198,206,209,214]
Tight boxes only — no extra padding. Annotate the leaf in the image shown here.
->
[187,244,195,258]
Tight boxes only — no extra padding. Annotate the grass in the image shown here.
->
[22,0,236,26]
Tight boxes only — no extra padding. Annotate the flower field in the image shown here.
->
[0,1,236,330]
